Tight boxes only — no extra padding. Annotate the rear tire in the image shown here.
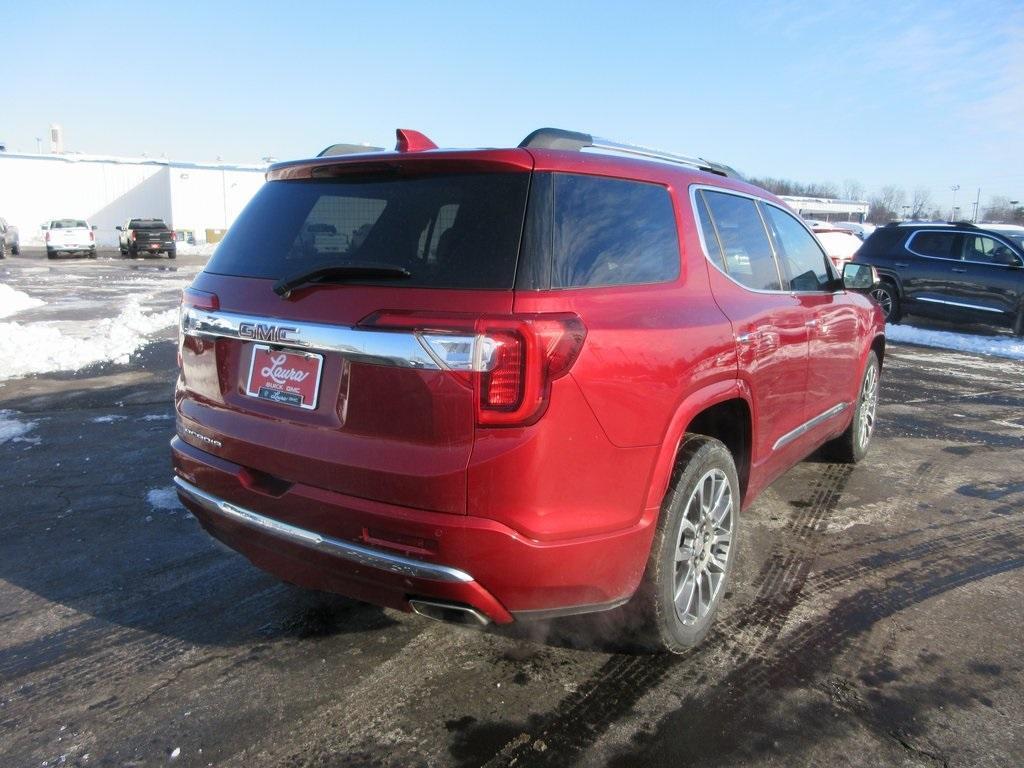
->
[11,244,18,255]
[0,242,6,259]
[1014,309,1024,338]
[167,250,176,259]
[633,435,740,653]
[870,280,900,323]
[824,351,880,464]
[46,248,56,260]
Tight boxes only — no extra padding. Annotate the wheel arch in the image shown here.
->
[644,382,753,514]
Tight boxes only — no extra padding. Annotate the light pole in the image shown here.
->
[950,184,960,221]
[35,137,41,153]
[902,205,910,220]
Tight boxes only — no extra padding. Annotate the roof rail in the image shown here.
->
[518,127,742,179]
[316,143,384,158]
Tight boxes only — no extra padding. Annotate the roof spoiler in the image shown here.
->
[519,127,742,179]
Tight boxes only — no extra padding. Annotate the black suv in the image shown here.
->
[854,222,1024,335]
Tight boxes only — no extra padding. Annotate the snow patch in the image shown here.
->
[147,486,183,511]
[91,414,127,423]
[174,242,218,256]
[0,299,178,380]
[0,410,38,444]
[886,323,1024,361]
[0,283,45,319]
[141,413,174,421]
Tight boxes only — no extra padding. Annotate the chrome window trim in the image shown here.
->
[916,296,1005,314]
[689,185,838,296]
[173,477,475,583]
[906,229,1023,266]
[772,402,850,451]
[181,307,493,371]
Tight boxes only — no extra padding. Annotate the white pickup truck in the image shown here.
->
[43,219,97,259]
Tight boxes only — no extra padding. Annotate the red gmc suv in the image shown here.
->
[172,128,885,652]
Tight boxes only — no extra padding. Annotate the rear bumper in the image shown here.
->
[171,436,652,623]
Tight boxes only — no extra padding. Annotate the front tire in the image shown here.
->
[0,241,6,259]
[870,280,900,323]
[825,350,880,463]
[634,435,740,653]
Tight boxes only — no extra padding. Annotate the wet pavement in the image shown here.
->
[1,270,1023,766]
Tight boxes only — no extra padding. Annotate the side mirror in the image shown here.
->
[91,225,98,230]
[842,262,877,291]
[40,223,48,230]
[115,226,122,231]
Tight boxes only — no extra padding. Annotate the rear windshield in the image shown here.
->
[130,219,168,229]
[206,173,531,289]
[52,219,88,229]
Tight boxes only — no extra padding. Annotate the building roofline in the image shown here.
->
[0,150,266,172]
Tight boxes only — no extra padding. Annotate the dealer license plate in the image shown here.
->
[245,345,323,410]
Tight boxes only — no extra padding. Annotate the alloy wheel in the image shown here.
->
[858,362,879,450]
[870,286,893,320]
[673,468,733,625]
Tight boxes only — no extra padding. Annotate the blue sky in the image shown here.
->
[4,1,1022,207]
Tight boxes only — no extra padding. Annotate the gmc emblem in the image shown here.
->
[238,321,298,343]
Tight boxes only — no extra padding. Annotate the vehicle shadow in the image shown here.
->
[0,341,397,675]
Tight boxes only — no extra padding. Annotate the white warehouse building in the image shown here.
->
[0,151,267,247]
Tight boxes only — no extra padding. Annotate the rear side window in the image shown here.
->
[52,219,88,229]
[206,173,531,289]
[761,205,833,291]
[130,219,168,229]
[909,231,957,260]
[699,190,782,291]
[548,174,679,288]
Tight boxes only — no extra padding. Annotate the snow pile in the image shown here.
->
[886,324,1024,361]
[91,415,126,423]
[174,242,218,257]
[0,410,37,444]
[0,284,45,319]
[0,299,179,380]
[147,486,183,510]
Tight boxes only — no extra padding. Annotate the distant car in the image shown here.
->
[983,223,1024,250]
[828,221,876,241]
[43,218,96,259]
[118,218,176,258]
[297,222,349,257]
[854,222,1024,333]
[0,217,18,258]
[813,227,863,270]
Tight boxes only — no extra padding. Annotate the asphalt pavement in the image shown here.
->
[1,252,1023,767]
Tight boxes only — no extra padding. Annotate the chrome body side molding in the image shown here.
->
[773,402,850,451]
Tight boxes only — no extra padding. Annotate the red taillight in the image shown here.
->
[88,231,95,242]
[181,287,219,311]
[480,331,523,410]
[45,231,51,242]
[178,288,219,368]
[360,311,586,427]
[131,230,137,241]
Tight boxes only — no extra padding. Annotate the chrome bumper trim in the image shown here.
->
[172,476,474,583]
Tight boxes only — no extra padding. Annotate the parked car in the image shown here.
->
[172,128,885,652]
[296,222,349,257]
[812,226,863,270]
[118,218,176,258]
[829,221,876,241]
[983,223,1024,250]
[42,218,96,259]
[854,222,1024,333]
[0,216,18,258]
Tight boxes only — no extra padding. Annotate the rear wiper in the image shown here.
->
[273,263,411,298]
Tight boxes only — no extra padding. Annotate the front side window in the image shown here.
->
[762,205,833,291]
[699,190,782,291]
[549,174,679,288]
[909,231,958,260]
[962,235,1021,266]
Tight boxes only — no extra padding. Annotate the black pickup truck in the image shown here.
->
[117,218,176,258]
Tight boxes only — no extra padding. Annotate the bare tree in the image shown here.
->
[910,188,933,219]
[842,179,865,201]
[982,196,1024,224]
[868,186,906,223]
[748,177,838,198]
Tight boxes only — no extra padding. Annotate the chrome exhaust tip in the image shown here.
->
[409,598,491,626]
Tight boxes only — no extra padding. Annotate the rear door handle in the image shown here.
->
[894,262,909,268]
[736,331,762,344]
[951,267,967,273]
[804,319,818,328]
